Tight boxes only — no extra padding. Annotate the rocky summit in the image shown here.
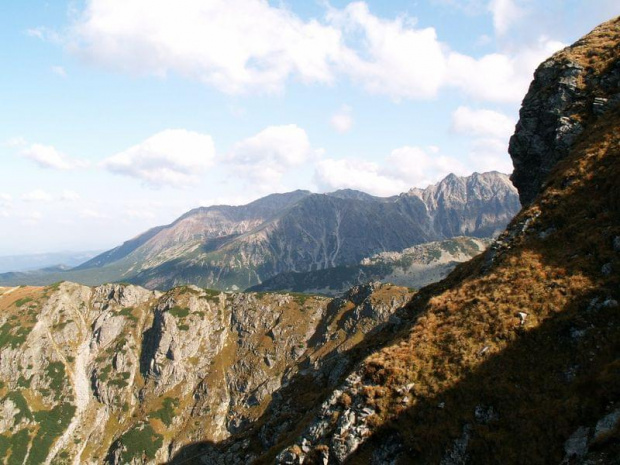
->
[0,15,618,465]
[0,172,519,292]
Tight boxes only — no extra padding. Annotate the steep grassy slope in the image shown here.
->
[170,16,620,465]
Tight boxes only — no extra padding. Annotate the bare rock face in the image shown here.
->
[0,280,412,464]
[509,19,620,205]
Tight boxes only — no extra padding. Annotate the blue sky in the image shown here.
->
[0,0,617,255]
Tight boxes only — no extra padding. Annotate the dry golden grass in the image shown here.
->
[343,98,620,462]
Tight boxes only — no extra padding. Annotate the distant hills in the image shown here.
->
[0,171,519,290]
[0,251,101,274]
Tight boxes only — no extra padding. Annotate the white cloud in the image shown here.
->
[488,0,525,36]
[60,190,81,201]
[67,0,341,94]
[123,209,156,220]
[26,28,45,40]
[314,158,404,197]
[330,105,354,133]
[19,211,43,225]
[314,146,467,196]
[4,137,27,148]
[21,143,89,170]
[101,129,216,187]
[79,208,109,219]
[451,106,515,139]
[328,2,447,100]
[0,193,12,202]
[51,65,67,77]
[384,146,468,187]
[55,0,566,102]
[227,124,322,187]
[467,137,514,173]
[446,37,565,102]
[0,210,9,218]
[21,189,53,203]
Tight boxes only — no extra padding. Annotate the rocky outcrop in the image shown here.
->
[0,281,412,464]
[509,18,620,205]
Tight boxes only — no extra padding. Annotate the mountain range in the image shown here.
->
[0,16,618,465]
[0,171,519,291]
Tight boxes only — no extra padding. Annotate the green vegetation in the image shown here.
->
[0,322,31,349]
[115,423,163,463]
[30,403,76,464]
[118,307,138,322]
[6,391,33,423]
[169,306,190,318]
[6,429,30,465]
[178,324,190,331]
[45,362,66,394]
[14,297,33,308]
[151,397,180,427]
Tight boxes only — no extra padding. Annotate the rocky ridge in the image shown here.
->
[0,281,412,464]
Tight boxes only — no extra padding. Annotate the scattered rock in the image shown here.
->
[593,409,620,442]
[562,427,590,462]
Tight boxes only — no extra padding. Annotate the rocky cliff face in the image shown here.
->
[166,17,620,464]
[0,281,411,464]
[509,18,620,205]
[0,172,519,292]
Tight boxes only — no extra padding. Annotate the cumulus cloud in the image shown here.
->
[451,106,516,175]
[447,37,564,102]
[314,159,401,197]
[227,124,322,188]
[328,2,447,100]
[21,144,89,170]
[67,0,341,94]
[330,105,354,133]
[467,137,514,174]
[49,0,568,103]
[21,189,53,203]
[451,106,516,139]
[315,146,468,197]
[489,0,525,36]
[0,193,12,203]
[101,129,216,187]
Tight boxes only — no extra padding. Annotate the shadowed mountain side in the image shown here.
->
[247,237,491,296]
